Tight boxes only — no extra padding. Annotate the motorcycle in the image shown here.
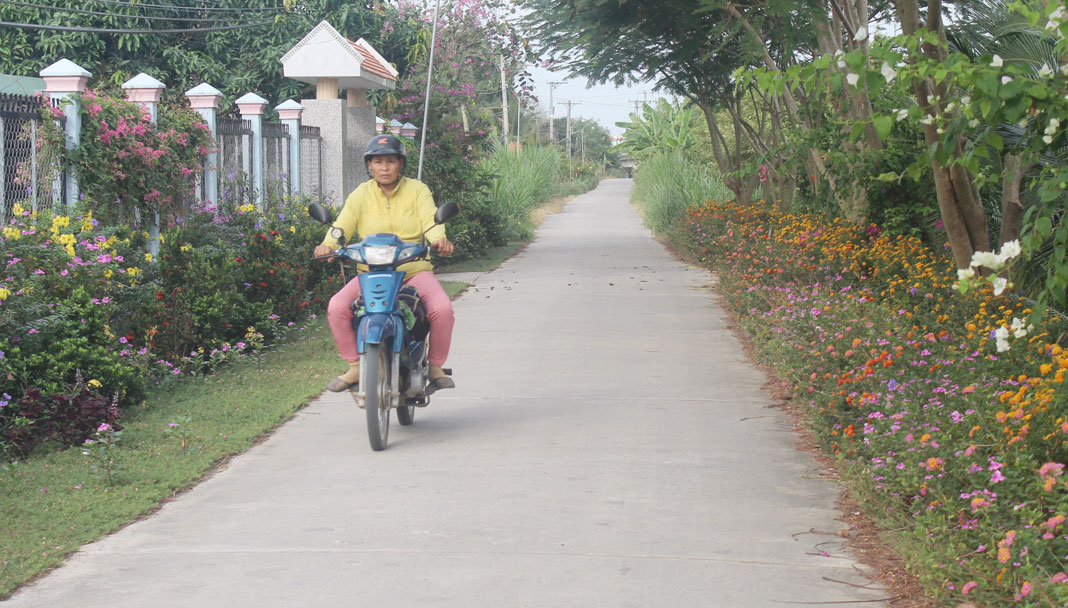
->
[309,201,460,451]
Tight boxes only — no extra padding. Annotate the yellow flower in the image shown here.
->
[0,287,10,301]
[64,244,75,257]
[104,269,113,278]
[127,267,141,276]
[87,379,102,388]
[180,243,192,253]
[81,210,94,232]
[289,226,296,233]
[11,203,24,217]
[1,226,19,241]
[145,252,154,262]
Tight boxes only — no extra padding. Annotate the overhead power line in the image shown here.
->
[0,19,274,33]
[0,0,257,22]
[37,0,282,13]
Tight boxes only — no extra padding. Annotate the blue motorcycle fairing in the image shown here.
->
[358,270,405,314]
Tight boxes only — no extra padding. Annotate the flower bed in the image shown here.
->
[682,200,1068,606]
[0,199,338,458]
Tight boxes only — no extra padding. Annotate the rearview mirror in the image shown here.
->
[435,201,460,224]
[308,203,332,225]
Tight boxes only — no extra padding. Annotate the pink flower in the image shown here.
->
[1051,573,1068,584]
[1039,462,1065,479]
[989,470,1006,483]
[1015,581,1032,600]
[961,581,977,594]
[96,423,110,432]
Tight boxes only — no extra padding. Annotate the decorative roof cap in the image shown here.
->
[122,73,165,90]
[280,20,397,91]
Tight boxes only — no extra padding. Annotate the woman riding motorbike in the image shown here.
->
[313,134,456,393]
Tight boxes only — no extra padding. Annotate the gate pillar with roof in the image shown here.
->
[39,58,90,210]
[280,20,397,204]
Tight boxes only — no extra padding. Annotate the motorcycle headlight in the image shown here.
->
[363,245,398,265]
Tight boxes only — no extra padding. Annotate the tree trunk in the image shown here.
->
[698,101,748,202]
[894,0,990,268]
[998,153,1033,246]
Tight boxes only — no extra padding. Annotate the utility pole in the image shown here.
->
[515,91,521,156]
[559,99,579,178]
[499,57,509,147]
[548,81,563,145]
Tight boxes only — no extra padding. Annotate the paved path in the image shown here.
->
[5,179,886,607]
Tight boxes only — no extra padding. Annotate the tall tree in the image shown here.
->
[0,0,422,107]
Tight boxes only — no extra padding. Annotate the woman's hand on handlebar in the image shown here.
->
[431,238,454,257]
[313,244,334,260]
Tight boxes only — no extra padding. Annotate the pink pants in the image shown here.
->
[327,271,454,366]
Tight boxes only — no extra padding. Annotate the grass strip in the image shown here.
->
[0,322,338,598]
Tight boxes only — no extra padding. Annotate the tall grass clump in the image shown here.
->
[483,145,565,239]
[632,150,731,236]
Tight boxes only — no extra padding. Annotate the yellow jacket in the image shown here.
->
[320,177,447,278]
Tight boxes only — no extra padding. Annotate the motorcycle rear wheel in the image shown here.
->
[364,344,391,451]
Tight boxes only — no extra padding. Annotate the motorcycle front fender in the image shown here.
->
[357,313,403,354]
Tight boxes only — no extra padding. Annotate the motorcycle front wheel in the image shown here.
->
[364,344,391,451]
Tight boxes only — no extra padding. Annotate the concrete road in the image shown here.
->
[5,179,887,607]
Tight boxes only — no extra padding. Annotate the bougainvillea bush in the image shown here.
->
[681,200,1068,606]
[40,91,212,226]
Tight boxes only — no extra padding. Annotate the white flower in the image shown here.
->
[958,268,976,281]
[921,114,936,125]
[846,72,860,86]
[881,62,897,83]
[1002,76,1013,84]
[853,26,868,42]
[969,119,981,128]
[961,95,971,106]
[945,101,957,113]
[992,277,1008,296]
[1000,240,1022,259]
[837,58,847,69]
[1011,317,1026,333]
[995,326,1011,352]
[971,250,1000,269]
[896,109,909,122]
[1044,135,1054,145]
[991,54,1004,67]
[1048,118,1061,133]
[1048,7,1066,30]
[1039,63,1054,78]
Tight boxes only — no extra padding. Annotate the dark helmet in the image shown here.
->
[364,134,407,163]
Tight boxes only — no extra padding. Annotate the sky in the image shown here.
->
[525,65,665,137]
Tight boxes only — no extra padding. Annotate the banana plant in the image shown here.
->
[614,98,702,159]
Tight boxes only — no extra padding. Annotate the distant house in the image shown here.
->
[0,74,45,96]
